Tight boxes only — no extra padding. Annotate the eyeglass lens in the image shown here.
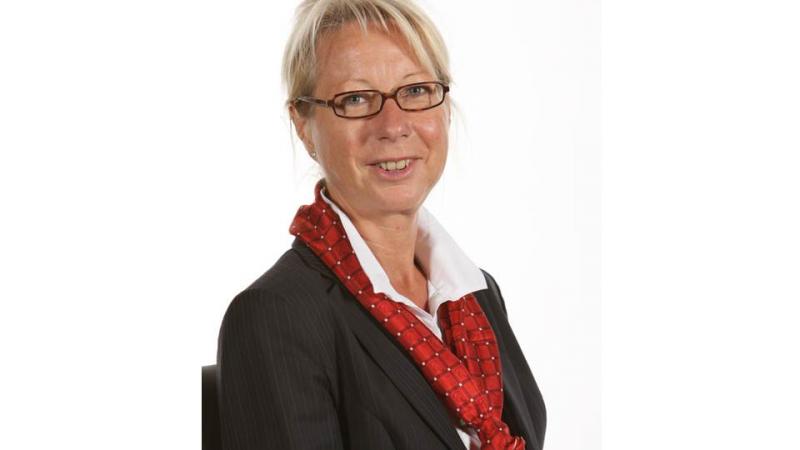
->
[332,83,445,118]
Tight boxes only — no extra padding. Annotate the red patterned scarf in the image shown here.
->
[290,179,525,450]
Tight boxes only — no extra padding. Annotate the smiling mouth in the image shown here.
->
[369,157,417,179]
[368,156,420,169]
[372,158,412,171]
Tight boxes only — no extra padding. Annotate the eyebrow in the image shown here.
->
[402,71,427,80]
[338,72,428,90]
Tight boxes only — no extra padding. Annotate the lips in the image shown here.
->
[367,156,420,166]
[370,157,417,180]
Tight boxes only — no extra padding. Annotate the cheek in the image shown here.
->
[312,120,366,173]
[415,114,449,156]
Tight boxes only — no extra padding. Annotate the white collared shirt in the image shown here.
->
[320,187,487,450]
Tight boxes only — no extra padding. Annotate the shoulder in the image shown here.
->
[216,247,344,394]
[219,246,339,342]
[244,245,332,298]
[477,268,509,316]
[480,268,499,289]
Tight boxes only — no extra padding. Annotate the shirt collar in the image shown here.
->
[319,186,487,317]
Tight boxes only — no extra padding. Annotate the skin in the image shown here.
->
[289,22,450,310]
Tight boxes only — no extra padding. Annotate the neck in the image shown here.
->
[357,213,419,286]
[325,185,424,290]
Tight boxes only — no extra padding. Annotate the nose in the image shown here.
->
[373,96,412,142]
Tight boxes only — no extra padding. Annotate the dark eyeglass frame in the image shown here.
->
[293,81,450,119]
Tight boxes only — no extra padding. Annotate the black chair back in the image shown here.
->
[202,364,221,450]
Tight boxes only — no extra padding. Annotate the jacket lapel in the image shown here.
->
[291,239,466,450]
[474,288,541,450]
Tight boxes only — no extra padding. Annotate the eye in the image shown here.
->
[403,84,432,96]
[342,94,366,105]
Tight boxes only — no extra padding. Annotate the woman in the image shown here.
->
[217,1,546,449]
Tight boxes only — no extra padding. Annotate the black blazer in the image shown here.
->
[217,237,546,450]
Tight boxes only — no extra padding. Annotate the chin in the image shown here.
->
[374,187,425,214]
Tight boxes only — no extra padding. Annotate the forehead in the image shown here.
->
[314,22,428,93]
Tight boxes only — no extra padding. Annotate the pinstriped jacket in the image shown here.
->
[217,238,547,449]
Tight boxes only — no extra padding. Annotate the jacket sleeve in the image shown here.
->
[217,288,343,450]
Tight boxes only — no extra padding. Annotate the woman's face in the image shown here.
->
[291,22,449,220]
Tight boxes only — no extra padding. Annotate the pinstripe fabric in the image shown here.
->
[217,238,546,450]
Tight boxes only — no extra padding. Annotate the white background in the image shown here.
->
[603,1,800,449]
[0,1,797,450]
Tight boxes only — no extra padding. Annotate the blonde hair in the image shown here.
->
[282,0,451,115]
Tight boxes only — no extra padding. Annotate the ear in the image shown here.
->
[288,104,316,156]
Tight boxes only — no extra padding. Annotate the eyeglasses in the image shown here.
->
[293,81,449,119]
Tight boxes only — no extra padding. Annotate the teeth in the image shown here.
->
[377,159,410,171]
